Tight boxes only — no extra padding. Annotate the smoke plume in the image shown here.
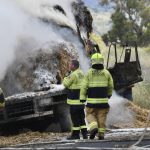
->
[106,92,135,128]
[0,0,90,82]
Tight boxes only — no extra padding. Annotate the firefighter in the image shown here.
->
[63,60,87,140]
[0,88,5,110]
[80,53,114,140]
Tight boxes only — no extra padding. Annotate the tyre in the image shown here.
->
[54,103,71,132]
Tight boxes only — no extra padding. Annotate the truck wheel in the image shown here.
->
[45,121,61,132]
[54,103,71,132]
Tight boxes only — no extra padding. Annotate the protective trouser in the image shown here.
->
[86,107,109,138]
[70,105,87,138]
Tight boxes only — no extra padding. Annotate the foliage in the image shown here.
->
[100,0,150,46]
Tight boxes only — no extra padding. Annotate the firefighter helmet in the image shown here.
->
[91,53,104,65]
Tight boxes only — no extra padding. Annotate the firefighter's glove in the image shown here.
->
[80,99,86,103]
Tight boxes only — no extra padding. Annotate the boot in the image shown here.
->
[90,128,98,139]
[67,130,80,140]
[98,133,104,140]
[81,128,88,139]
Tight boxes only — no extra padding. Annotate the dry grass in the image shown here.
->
[132,46,150,109]
[0,131,69,147]
[112,101,150,129]
[127,102,150,127]
[133,83,150,109]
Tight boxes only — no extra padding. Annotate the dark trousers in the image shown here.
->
[70,105,86,134]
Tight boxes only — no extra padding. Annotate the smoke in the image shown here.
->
[15,0,77,30]
[0,0,21,81]
[0,0,91,82]
[18,0,90,73]
[58,27,90,73]
[106,92,135,128]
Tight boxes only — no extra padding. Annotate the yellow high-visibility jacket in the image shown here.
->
[80,68,114,108]
[63,69,84,105]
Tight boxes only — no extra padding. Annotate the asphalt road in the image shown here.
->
[6,139,150,149]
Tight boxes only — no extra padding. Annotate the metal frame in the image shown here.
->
[106,42,141,71]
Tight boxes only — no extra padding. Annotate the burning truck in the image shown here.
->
[0,0,92,132]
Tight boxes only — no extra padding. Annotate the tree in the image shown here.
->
[100,0,150,46]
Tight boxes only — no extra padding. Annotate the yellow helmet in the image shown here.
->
[91,53,104,65]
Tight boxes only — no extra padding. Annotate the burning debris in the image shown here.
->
[0,0,90,96]
[1,42,78,96]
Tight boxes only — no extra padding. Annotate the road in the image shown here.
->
[1,128,150,149]
[9,139,150,149]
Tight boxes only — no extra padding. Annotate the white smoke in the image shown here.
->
[106,91,135,128]
[0,0,22,81]
[15,0,77,30]
[0,0,91,81]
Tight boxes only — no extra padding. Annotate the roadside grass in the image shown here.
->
[133,82,150,109]
[133,46,150,109]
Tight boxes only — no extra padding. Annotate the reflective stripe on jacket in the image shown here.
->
[63,69,84,105]
[80,68,114,108]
